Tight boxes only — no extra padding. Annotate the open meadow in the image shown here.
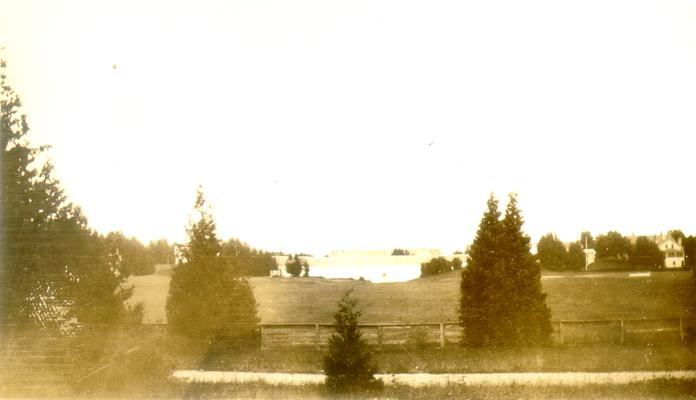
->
[128,268,694,324]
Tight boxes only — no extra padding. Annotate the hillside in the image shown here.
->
[127,269,694,324]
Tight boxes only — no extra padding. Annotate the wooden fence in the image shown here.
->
[259,318,694,349]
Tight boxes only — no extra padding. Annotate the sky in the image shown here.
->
[1,0,695,256]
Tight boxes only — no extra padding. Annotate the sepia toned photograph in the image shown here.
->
[1,1,696,398]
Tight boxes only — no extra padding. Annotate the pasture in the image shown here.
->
[127,268,694,324]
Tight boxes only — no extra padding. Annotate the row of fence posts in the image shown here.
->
[259,323,450,350]
[259,318,690,349]
[556,317,686,345]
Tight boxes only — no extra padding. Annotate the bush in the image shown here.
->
[421,257,461,277]
[323,289,383,394]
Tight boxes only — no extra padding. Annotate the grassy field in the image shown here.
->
[127,268,694,324]
[184,344,696,373]
[164,379,696,400]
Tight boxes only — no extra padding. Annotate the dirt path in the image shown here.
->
[171,370,696,387]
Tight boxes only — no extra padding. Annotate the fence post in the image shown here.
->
[315,324,320,350]
[620,320,625,345]
[559,321,564,345]
[377,325,383,348]
[680,317,685,342]
[260,326,265,350]
[439,323,445,348]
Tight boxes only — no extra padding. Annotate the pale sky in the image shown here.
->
[1,0,695,255]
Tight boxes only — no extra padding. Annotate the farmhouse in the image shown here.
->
[626,234,686,269]
[655,235,685,268]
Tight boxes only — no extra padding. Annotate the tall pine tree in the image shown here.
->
[1,59,131,329]
[166,187,259,344]
[460,193,551,346]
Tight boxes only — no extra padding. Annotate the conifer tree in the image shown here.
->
[501,194,552,345]
[460,193,551,346]
[1,59,130,328]
[459,193,503,346]
[323,289,382,394]
[166,187,259,343]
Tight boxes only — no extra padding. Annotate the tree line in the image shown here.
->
[537,230,696,271]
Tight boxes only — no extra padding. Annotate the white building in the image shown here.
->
[655,235,685,268]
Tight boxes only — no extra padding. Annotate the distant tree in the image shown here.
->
[536,233,567,270]
[221,238,277,277]
[323,289,383,394]
[420,257,451,277]
[684,236,696,268]
[460,193,551,347]
[566,242,585,270]
[391,248,410,256]
[594,231,631,266]
[669,230,686,244]
[106,232,155,276]
[166,188,259,343]
[1,60,131,328]
[580,231,594,249]
[148,239,175,265]
[420,257,462,277]
[285,254,303,277]
[302,260,310,277]
[629,236,664,268]
[453,250,464,255]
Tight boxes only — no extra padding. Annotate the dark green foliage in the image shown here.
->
[323,289,383,394]
[106,232,155,276]
[668,229,686,244]
[566,241,585,270]
[536,233,567,270]
[147,239,176,265]
[684,236,696,268]
[580,231,594,249]
[630,236,665,268]
[1,60,130,328]
[391,248,410,256]
[285,254,303,277]
[166,188,259,344]
[221,238,278,277]
[420,257,462,277]
[595,231,631,266]
[459,193,552,347]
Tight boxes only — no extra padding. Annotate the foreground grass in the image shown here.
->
[146,379,696,399]
[4,325,696,398]
[193,344,696,373]
[128,269,694,324]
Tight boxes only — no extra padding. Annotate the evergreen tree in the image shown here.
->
[323,289,382,394]
[459,193,503,346]
[1,60,130,328]
[459,193,551,346]
[166,187,259,343]
[501,194,552,346]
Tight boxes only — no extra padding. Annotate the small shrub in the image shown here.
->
[323,289,383,394]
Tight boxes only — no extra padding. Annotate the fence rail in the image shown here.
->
[259,318,694,348]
